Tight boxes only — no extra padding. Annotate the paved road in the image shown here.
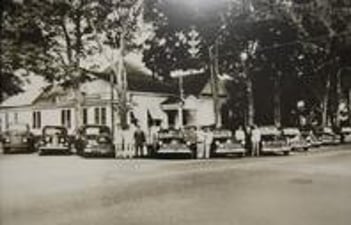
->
[1,145,351,225]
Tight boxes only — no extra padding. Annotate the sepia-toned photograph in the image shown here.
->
[1,0,351,224]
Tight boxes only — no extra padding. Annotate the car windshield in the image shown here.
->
[8,124,28,132]
[213,130,232,138]
[158,130,183,139]
[262,135,281,141]
[83,126,110,136]
[44,127,66,135]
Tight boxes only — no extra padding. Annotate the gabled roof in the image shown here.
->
[101,60,177,94]
[182,73,210,96]
[0,88,43,108]
[172,71,227,97]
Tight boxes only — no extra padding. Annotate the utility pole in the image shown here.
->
[209,40,221,128]
[178,75,184,129]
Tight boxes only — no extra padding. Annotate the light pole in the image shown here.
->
[240,40,258,127]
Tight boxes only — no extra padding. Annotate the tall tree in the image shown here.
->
[2,0,144,131]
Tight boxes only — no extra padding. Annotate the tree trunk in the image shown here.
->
[349,88,351,125]
[247,75,254,126]
[322,73,331,127]
[273,74,281,127]
[117,33,128,130]
[74,84,84,129]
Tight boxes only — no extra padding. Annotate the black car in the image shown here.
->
[210,129,246,157]
[155,129,196,158]
[75,125,115,157]
[2,124,35,154]
[38,126,71,155]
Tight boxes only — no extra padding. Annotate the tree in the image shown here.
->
[1,0,48,101]
[2,0,144,131]
[288,0,351,127]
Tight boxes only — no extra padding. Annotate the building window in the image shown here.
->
[5,113,9,129]
[32,111,41,129]
[83,108,88,125]
[94,107,106,125]
[101,107,106,125]
[61,109,71,128]
[14,113,18,124]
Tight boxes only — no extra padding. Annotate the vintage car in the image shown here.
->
[305,132,322,148]
[210,129,246,157]
[340,127,351,143]
[259,126,290,155]
[75,125,115,157]
[282,127,309,151]
[315,127,341,145]
[38,126,71,155]
[155,129,196,158]
[2,124,35,154]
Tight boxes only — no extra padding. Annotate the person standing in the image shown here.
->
[196,127,205,159]
[235,126,246,145]
[134,125,146,158]
[203,127,214,159]
[251,125,261,157]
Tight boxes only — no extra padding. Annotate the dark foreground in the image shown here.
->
[1,145,351,225]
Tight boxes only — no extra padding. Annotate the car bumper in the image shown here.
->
[3,143,32,152]
[83,147,114,156]
[157,148,193,154]
[261,147,290,152]
[39,146,70,153]
[290,144,309,150]
[214,147,246,154]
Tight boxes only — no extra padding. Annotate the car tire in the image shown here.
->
[283,151,290,156]
[38,150,45,156]
[3,147,10,154]
[303,147,309,151]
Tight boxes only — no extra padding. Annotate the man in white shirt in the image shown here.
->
[251,125,261,157]
[235,126,246,145]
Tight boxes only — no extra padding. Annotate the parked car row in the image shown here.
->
[1,123,349,159]
[1,124,114,158]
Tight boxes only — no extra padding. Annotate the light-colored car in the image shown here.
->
[283,128,309,151]
[259,126,290,155]
[341,127,351,143]
[38,126,71,155]
[75,125,115,158]
[210,129,246,157]
[155,129,196,158]
[316,127,341,145]
[2,124,34,154]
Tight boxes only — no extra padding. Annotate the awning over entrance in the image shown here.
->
[161,96,198,111]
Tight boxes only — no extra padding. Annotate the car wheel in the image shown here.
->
[283,151,290,156]
[191,149,197,159]
[3,147,10,154]
[303,147,309,151]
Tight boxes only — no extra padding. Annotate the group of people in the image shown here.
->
[131,124,263,159]
[234,125,262,157]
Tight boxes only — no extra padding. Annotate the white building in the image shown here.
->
[0,69,228,137]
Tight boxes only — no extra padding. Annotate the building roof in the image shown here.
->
[182,72,211,96]
[0,88,43,108]
[102,60,177,94]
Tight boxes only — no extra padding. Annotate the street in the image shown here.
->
[1,145,351,225]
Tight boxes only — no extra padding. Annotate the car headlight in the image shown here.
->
[186,141,191,146]
[226,139,232,144]
[215,140,220,146]
[4,137,10,143]
[158,141,163,145]
[22,138,28,143]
